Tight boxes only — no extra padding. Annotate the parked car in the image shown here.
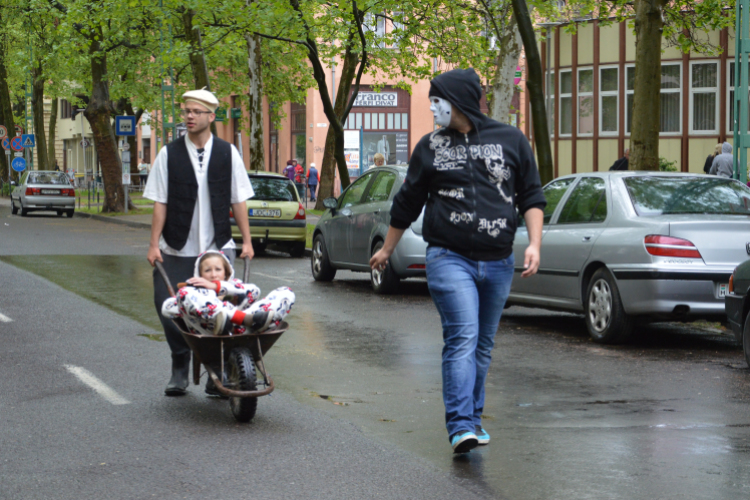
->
[507,172,750,344]
[724,259,750,366]
[10,170,75,217]
[230,171,307,257]
[311,165,427,294]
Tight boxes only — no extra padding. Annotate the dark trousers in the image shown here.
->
[308,184,317,200]
[153,249,236,356]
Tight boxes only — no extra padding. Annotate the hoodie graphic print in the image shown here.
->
[390,69,547,261]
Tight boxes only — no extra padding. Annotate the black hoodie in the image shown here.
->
[390,68,546,261]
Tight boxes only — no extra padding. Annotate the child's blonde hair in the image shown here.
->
[198,253,232,280]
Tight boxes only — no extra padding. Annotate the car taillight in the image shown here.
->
[408,264,425,269]
[25,187,40,195]
[229,208,234,219]
[293,203,306,220]
[729,272,735,294]
[644,235,702,259]
[62,188,75,197]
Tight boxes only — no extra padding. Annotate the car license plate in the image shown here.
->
[249,209,281,217]
[717,283,728,298]
[41,189,59,195]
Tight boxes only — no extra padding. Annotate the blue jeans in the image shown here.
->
[425,246,514,439]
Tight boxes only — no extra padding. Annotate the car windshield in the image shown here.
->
[624,176,750,216]
[249,176,297,201]
[27,172,70,185]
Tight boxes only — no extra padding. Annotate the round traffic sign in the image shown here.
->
[1,137,9,150]
[80,139,90,148]
[11,157,26,172]
[0,125,7,139]
[10,136,23,151]
[122,143,130,151]
[14,124,23,136]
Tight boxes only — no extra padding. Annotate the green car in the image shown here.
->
[231,171,307,257]
[725,258,750,367]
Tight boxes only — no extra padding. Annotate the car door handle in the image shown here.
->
[582,236,592,242]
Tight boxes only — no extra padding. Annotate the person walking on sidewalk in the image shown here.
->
[307,162,319,202]
[144,88,255,397]
[370,68,546,454]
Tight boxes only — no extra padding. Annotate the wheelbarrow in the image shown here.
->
[155,257,286,422]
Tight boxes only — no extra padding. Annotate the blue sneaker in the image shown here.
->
[451,431,478,454]
[475,425,490,445]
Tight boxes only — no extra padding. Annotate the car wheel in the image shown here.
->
[20,203,28,217]
[289,241,306,258]
[743,311,750,368]
[311,234,336,281]
[66,209,74,218]
[57,210,63,217]
[585,268,634,344]
[370,241,400,294]
[10,198,18,215]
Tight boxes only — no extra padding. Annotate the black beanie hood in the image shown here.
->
[429,68,486,130]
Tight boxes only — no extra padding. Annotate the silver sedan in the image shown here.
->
[311,165,427,294]
[508,172,750,344]
[11,170,75,217]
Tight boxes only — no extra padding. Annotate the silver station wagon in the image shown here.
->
[508,172,750,344]
[311,165,427,294]
[11,170,75,217]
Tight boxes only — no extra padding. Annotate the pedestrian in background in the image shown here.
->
[368,153,385,170]
[307,162,319,202]
[370,68,545,455]
[609,148,629,171]
[283,160,295,181]
[144,88,255,397]
[704,143,722,174]
[709,142,734,178]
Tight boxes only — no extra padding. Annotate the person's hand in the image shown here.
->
[147,245,163,266]
[239,241,255,261]
[369,247,392,272]
[186,277,215,289]
[521,244,540,278]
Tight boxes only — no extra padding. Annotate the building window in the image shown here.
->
[599,66,618,134]
[690,61,718,134]
[559,70,572,136]
[728,61,750,133]
[546,71,555,136]
[60,99,72,119]
[578,68,594,135]
[626,63,681,135]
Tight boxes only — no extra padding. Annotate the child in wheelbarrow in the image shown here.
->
[161,250,295,336]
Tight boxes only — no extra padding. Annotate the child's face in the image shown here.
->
[200,257,227,281]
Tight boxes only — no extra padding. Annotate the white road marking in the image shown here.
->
[251,271,282,280]
[64,365,131,405]
[0,312,12,322]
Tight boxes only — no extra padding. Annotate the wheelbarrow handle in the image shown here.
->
[243,256,250,283]
[154,261,176,297]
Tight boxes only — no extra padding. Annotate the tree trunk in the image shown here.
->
[488,11,522,123]
[31,62,49,171]
[245,32,264,171]
[48,98,57,169]
[511,0,553,185]
[630,0,666,171]
[0,18,15,182]
[85,37,125,213]
[182,8,217,136]
[315,46,358,210]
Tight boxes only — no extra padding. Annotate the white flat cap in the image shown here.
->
[310,163,316,167]
[182,88,219,112]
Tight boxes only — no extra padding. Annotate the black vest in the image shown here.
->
[163,135,233,251]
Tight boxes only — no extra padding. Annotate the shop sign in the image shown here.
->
[344,130,361,179]
[352,92,398,107]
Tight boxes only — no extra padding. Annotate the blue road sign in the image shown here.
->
[1,137,9,150]
[21,134,35,148]
[10,136,23,151]
[11,157,26,172]
[115,116,136,136]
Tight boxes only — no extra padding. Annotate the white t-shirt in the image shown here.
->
[143,135,254,256]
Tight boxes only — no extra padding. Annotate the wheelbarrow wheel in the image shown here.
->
[228,347,258,423]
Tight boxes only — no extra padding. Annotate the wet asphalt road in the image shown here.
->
[2,203,750,500]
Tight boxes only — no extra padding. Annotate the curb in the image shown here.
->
[73,210,152,230]
[74,209,314,258]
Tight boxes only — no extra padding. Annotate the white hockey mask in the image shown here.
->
[430,97,452,127]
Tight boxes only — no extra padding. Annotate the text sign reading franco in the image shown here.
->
[352,92,398,107]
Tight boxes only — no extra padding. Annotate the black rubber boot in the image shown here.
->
[205,366,229,399]
[164,352,190,396]
[242,310,272,333]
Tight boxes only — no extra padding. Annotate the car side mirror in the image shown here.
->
[323,197,338,210]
